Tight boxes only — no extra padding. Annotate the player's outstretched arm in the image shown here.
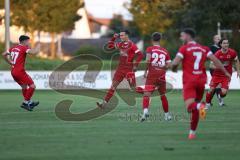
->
[235,57,240,78]
[208,54,231,79]
[171,56,182,72]
[2,51,13,65]
[27,43,40,54]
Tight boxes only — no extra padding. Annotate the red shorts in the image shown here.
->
[145,74,166,94]
[183,79,206,101]
[210,76,230,89]
[112,68,133,82]
[11,70,34,86]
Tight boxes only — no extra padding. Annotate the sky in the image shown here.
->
[84,0,132,20]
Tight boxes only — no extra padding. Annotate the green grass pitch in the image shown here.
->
[0,90,240,160]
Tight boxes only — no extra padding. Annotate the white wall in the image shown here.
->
[0,71,239,90]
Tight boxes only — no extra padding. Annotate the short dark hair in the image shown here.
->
[151,32,162,41]
[120,29,130,36]
[19,35,30,43]
[182,28,196,38]
[218,38,228,47]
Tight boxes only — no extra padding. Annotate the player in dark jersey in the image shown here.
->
[97,29,143,109]
[209,35,221,102]
[171,28,230,139]
[2,35,40,111]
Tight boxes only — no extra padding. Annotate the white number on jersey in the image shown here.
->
[151,52,166,67]
[193,52,202,70]
[10,51,19,64]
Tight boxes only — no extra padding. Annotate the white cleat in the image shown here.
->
[140,109,149,122]
[205,103,212,110]
[217,94,225,107]
[164,112,172,121]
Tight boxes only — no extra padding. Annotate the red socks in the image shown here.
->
[24,87,35,101]
[22,88,27,98]
[161,95,169,113]
[188,102,199,131]
[206,92,213,103]
[191,109,199,131]
[142,96,150,109]
[104,88,115,102]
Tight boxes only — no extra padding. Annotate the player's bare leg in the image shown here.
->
[141,91,151,122]
[21,84,39,111]
[185,98,206,140]
[97,80,120,109]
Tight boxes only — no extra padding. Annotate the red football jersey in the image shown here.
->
[7,44,30,71]
[177,41,212,83]
[146,45,171,75]
[213,48,238,77]
[108,39,143,68]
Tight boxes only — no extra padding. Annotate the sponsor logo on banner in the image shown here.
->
[0,71,239,90]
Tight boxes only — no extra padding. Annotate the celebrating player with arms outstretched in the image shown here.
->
[171,28,231,139]
[138,32,172,122]
[2,35,40,111]
[206,38,240,107]
[97,29,144,108]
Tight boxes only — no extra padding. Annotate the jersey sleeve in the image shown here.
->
[205,47,213,58]
[25,46,31,54]
[132,43,143,67]
[176,46,186,59]
[132,43,140,54]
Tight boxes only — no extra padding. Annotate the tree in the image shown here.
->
[11,0,43,46]
[0,1,4,9]
[177,0,240,51]
[36,0,83,58]
[109,14,125,33]
[9,0,83,58]
[127,0,182,36]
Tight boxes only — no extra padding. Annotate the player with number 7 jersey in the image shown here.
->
[172,28,231,140]
[2,35,40,111]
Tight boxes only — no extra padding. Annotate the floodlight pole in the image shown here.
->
[5,0,10,50]
[217,22,221,37]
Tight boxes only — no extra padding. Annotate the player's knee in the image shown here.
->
[21,85,27,89]
[29,84,36,89]
[221,89,227,96]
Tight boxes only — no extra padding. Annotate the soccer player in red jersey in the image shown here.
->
[97,29,144,108]
[206,38,240,107]
[171,28,231,139]
[138,32,172,122]
[2,35,40,111]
